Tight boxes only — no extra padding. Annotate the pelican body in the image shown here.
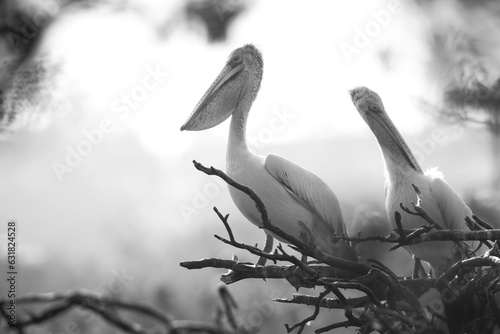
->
[350,205,393,265]
[181,44,357,262]
[350,86,475,277]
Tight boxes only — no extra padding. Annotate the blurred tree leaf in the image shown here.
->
[185,0,246,42]
[414,0,500,190]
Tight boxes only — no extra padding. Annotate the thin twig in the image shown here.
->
[285,289,331,334]
[315,320,352,333]
[218,286,238,330]
[318,280,382,308]
[274,294,369,309]
[473,214,495,230]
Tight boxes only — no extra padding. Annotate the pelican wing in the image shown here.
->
[264,154,346,235]
[428,174,472,232]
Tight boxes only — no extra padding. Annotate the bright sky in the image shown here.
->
[41,0,432,159]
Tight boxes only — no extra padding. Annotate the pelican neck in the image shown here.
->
[228,105,250,152]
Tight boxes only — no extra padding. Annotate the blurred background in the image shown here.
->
[0,0,499,332]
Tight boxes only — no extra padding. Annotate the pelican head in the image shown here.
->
[349,86,422,173]
[180,44,263,131]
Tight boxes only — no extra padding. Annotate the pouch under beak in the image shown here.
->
[181,63,245,131]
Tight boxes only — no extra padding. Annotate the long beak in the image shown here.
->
[366,111,423,173]
[350,88,422,173]
[180,62,245,131]
[368,112,422,173]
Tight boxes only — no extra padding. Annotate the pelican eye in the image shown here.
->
[369,104,381,113]
[231,55,242,64]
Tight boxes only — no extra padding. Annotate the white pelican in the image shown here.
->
[350,205,393,265]
[350,204,418,274]
[350,86,475,277]
[181,44,357,262]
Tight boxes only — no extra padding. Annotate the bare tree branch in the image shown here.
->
[180,258,361,286]
[274,294,370,309]
[0,289,247,334]
[337,229,500,246]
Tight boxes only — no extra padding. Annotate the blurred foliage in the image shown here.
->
[185,0,246,42]
[412,0,500,190]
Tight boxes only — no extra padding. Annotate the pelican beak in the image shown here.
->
[181,62,246,131]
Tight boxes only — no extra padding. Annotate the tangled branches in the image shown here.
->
[181,160,500,334]
[0,286,251,334]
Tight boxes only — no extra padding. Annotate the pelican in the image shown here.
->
[350,204,419,275]
[350,205,393,265]
[181,44,357,263]
[350,86,476,277]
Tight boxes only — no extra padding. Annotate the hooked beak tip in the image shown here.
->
[349,87,364,104]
